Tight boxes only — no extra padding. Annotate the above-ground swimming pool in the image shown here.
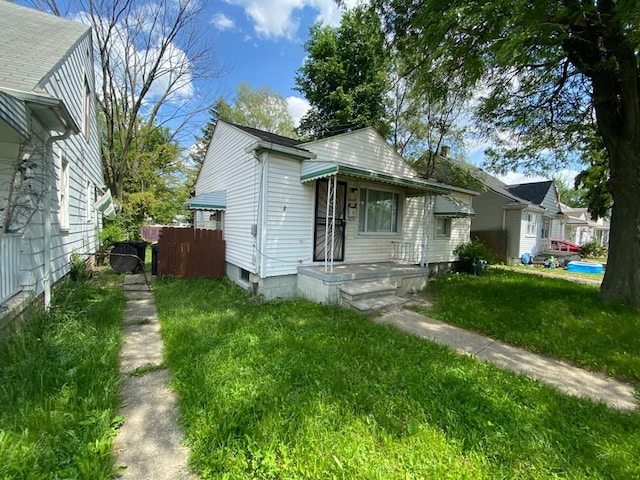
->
[566,261,604,274]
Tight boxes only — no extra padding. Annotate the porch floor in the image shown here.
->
[298,262,427,283]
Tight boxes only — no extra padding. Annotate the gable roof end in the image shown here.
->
[0,2,90,92]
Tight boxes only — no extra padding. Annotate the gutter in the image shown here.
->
[244,140,316,160]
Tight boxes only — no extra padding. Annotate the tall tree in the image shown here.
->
[554,178,587,209]
[389,70,467,173]
[295,6,391,139]
[372,0,640,307]
[29,0,222,201]
[217,83,297,137]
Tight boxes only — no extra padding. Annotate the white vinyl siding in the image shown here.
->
[304,128,424,180]
[196,122,262,274]
[58,151,70,230]
[10,33,103,295]
[262,155,314,276]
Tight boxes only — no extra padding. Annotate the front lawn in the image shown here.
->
[154,277,640,479]
[0,275,125,479]
[420,268,640,384]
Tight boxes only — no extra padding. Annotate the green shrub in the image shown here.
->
[452,239,497,275]
[579,239,606,258]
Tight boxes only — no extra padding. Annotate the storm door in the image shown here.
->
[313,178,347,262]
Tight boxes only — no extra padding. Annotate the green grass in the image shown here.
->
[0,275,125,479]
[154,277,640,479]
[421,268,640,385]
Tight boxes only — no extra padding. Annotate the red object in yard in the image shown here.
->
[549,239,581,252]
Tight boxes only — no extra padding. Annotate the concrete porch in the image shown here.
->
[297,262,433,310]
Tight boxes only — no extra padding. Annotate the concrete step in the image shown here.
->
[339,281,397,303]
[348,295,406,315]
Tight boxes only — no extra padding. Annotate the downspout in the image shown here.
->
[43,128,73,311]
[420,195,434,268]
[253,151,269,285]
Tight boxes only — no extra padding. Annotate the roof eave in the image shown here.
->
[0,87,79,134]
[245,140,316,160]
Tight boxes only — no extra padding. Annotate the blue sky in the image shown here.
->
[16,0,578,184]
[203,0,351,125]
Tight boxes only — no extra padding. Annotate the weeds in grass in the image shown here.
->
[126,363,165,377]
[422,268,640,384]
[154,277,640,479]
[0,277,125,479]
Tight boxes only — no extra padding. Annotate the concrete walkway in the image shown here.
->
[113,275,193,479]
[377,310,637,412]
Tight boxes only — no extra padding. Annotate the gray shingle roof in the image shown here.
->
[230,122,304,149]
[506,180,554,205]
[0,2,90,92]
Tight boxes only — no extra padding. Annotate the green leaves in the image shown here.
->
[295,7,391,139]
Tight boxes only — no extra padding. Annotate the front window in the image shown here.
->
[526,212,537,236]
[541,218,550,239]
[358,188,399,233]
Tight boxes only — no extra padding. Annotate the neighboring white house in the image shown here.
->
[0,3,103,315]
[559,204,610,247]
[187,120,476,304]
[470,173,563,264]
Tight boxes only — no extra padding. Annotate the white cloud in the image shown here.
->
[496,172,548,185]
[286,95,310,126]
[225,0,362,39]
[211,12,236,31]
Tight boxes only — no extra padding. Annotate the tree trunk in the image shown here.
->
[598,144,640,308]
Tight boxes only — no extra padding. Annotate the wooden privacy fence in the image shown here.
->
[470,230,509,263]
[157,228,225,279]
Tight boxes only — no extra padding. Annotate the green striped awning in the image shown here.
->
[300,161,450,196]
[183,191,226,210]
[434,195,475,218]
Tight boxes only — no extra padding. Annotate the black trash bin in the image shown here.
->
[151,243,159,276]
[110,241,148,273]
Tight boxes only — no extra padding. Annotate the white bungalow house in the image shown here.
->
[187,120,477,307]
[469,173,564,264]
[0,3,103,316]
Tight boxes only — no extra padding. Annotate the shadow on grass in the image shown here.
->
[153,278,640,479]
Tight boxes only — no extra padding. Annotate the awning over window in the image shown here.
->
[183,191,226,210]
[300,161,450,196]
[434,195,475,218]
[95,189,116,219]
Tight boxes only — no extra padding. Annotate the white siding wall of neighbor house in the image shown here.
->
[513,209,541,260]
[551,219,565,240]
[263,154,315,276]
[196,122,261,275]
[18,33,102,295]
[540,184,560,213]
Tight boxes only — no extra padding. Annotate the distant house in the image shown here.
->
[559,204,610,247]
[186,120,477,306]
[0,3,103,315]
[469,171,563,264]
